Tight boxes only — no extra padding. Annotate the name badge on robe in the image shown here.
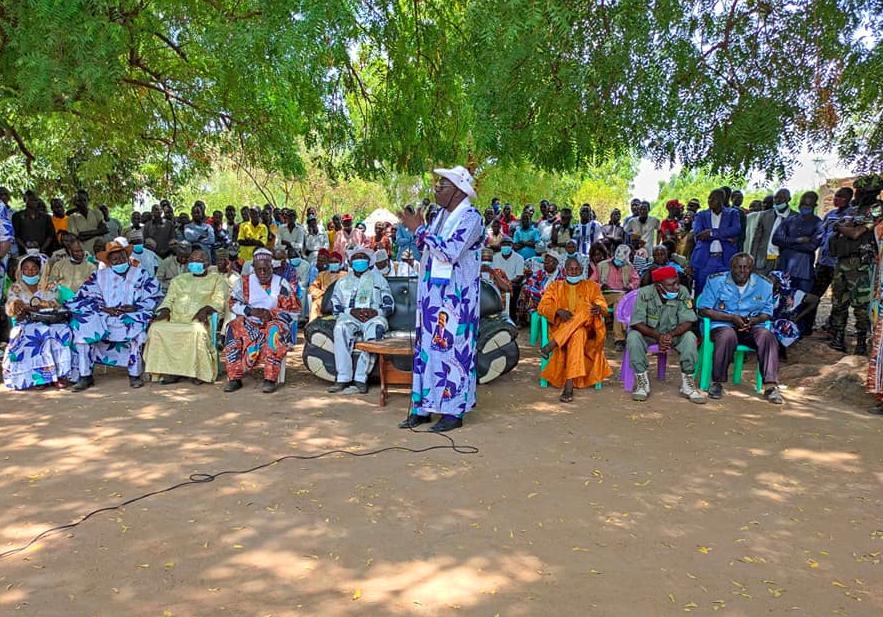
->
[430,259,453,286]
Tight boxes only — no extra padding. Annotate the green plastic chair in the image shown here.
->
[530,311,602,390]
[694,317,763,394]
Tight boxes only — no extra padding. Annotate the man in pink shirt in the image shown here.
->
[590,244,640,351]
[332,213,368,256]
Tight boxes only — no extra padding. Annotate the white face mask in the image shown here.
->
[271,259,281,268]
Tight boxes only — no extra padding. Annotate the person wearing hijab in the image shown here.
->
[590,243,640,351]
[223,248,300,393]
[537,256,611,402]
[68,239,162,390]
[517,252,563,326]
[327,247,394,395]
[2,254,78,390]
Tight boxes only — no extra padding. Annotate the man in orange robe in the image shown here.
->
[538,256,612,402]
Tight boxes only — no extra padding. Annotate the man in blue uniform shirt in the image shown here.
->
[697,252,783,404]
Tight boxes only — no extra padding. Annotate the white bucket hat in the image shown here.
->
[433,166,477,199]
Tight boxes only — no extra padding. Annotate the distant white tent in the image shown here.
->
[362,207,399,237]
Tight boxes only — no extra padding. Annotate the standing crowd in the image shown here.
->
[1,173,882,419]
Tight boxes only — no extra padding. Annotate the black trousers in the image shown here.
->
[806,264,835,333]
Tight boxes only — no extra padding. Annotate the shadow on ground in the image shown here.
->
[0,335,881,616]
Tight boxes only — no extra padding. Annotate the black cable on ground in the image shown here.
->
[0,429,478,560]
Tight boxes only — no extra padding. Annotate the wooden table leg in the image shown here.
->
[379,353,387,407]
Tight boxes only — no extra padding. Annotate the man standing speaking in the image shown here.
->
[398,166,484,432]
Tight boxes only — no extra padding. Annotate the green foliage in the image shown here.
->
[1,0,880,191]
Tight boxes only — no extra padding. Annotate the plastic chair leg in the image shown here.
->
[733,350,744,385]
[529,312,540,346]
[755,364,763,394]
[696,344,712,391]
[594,382,602,390]
[277,358,287,384]
[656,352,667,381]
[539,315,549,388]
[621,348,635,392]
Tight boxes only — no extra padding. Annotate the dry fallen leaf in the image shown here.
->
[352,589,362,601]
[807,559,819,569]
[697,546,712,554]
[164,561,175,570]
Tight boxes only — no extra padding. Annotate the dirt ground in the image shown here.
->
[1,334,881,617]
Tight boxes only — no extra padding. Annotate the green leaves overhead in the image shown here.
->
[1,0,880,197]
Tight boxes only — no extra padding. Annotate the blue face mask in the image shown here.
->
[111,263,130,275]
[799,206,814,216]
[328,263,341,272]
[566,250,577,257]
[22,273,40,286]
[188,262,205,275]
[774,202,790,213]
[351,259,370,273]
[566,275,582,285]
[290,257,302,267]
[613,258,625,267]
[132,244,144,254]
[662,290,679,301]
[500,246,513,256]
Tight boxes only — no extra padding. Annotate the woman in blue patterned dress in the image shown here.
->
[2,254,78,390]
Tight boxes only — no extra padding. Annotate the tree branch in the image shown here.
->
[0,118,35,172]
[152,30,188,62]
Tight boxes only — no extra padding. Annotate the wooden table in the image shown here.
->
[355,338,414,407]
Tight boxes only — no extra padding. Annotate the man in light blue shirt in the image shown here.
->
[395,214,420,261]
[697,252,782,404]
[513,211,541,259]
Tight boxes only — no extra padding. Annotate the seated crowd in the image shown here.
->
[1,176,882,414]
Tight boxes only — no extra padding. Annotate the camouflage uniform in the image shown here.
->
[830,256,872,333]
[829,178,882,353]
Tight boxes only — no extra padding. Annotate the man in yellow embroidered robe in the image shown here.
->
[537,256,612,401]
[144,248,227,383]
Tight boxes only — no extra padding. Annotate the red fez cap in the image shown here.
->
[318,248,330,257]
[341,213,353,222]
[665,199,682,210]
[651,266,678,283]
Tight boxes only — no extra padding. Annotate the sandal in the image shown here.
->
[559,391,574,403]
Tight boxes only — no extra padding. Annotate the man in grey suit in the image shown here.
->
[749,188,794,275]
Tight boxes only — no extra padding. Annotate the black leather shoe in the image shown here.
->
[398,414,433,429]
[71,376,94,392]
[869,403,883,416]
[327,381,351,393]
[159,375,182,385]
[708,382,724,399]
[262,379,277,394]
[224,379,243,393]
[429,415,463,432]
[129,375,145,388]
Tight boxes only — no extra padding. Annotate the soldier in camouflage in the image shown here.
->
[828,175,883,355]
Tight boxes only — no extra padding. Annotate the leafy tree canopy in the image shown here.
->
[1,0,879,197]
